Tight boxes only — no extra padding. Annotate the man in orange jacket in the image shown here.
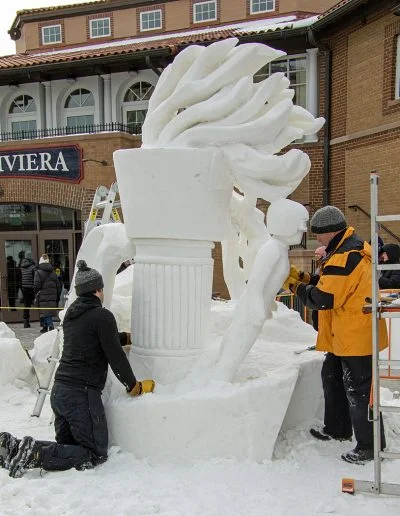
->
[284,206,388,465]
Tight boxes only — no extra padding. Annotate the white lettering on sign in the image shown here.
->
[0,151,71,173]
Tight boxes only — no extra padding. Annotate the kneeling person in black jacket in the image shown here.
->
[1,260,155,478]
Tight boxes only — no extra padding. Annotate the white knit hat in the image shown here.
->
[39,254,49,264]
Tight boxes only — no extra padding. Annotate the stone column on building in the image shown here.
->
[305,48,319,142]
[42,81,53,130]
[101,74,112,125]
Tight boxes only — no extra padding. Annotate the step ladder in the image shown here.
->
[342,172,400,496]
[85,182,121,237]
[31,182,122,418]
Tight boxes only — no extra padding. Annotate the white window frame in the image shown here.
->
[41,24,62,45]
[254,53,308,109]
[8,95,38,135]
[250,0,276,15]
[63,89,95,129]
[122,81,155,132]
[89,17,111,39]
[395,36,400,100]
[140,10,162,32]
[193,1,217,24]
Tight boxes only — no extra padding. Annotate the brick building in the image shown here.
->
[0,0,398,320]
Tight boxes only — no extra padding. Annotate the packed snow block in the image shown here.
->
[0,338,32,387]
[30,330,58,387]
[279,357,324,433]
[105,366,299,463]
[0,322,16,339]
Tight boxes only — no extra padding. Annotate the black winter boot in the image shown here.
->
[341,447,374,465]
[310,426,352,442]
[23,321,31,328]
[0,432,20,470]
[9,436,41,478]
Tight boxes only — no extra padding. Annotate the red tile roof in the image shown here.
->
[16,1,107,16]
[0,15,315,70]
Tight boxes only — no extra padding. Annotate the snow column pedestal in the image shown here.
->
[113,147,233,384]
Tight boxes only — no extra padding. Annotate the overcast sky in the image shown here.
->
[0,1,93,56]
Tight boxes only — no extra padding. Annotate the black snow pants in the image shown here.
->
[36,382,108,471]
[22,287,35,322]
[322,353,385,450]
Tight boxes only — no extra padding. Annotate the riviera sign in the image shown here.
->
[0,145,82,182]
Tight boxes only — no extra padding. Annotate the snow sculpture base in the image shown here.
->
[104,303,324,462]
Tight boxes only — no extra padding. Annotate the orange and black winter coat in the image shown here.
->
[296,227,388,356]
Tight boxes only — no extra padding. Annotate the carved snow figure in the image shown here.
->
[213,198,309,382]
[114,37,324,384]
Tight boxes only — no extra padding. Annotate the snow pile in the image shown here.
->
[0,323,33,388]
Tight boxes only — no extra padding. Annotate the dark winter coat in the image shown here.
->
[21,257,37,289]
[55,294,136,392]
[379,244,400,290]
[34,263,61,317]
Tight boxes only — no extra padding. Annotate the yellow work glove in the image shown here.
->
[129,380,155,396]
[289,264,311,284]
[282,274,298,292]
[289,264,300,281]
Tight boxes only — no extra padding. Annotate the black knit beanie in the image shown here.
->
[75,260,104,296]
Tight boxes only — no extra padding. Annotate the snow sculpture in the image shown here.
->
[114,38,324,384]
[213,198,309,382]
[68,223,135,310]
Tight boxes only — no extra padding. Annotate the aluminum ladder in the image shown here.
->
[342,172,400,496]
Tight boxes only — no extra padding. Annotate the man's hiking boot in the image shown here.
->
[0,432,20,470]
[310,426,352,442]
[8,436,41,478]
[341,447,374,465]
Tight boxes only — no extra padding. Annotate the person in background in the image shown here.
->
[284,206,388,464]
[34,254,61,333]
[1,260,155,478]
[378,243,400,290]
[6,256,18,311]
[20,251,37,328]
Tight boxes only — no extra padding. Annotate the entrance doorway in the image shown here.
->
[38,233,73,307]
[0,203,81,323]
[0,235,38,323]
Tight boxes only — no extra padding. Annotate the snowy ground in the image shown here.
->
[1,306,400,515]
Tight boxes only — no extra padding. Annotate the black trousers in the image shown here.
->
[22,287,35,321]
[322,353,385,450]
[36,382,108,472]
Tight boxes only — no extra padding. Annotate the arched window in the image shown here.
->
[64,88,95,131]
[9,95,37,137]
[122,81,154,134]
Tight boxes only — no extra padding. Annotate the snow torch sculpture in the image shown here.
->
[113,38,324,385]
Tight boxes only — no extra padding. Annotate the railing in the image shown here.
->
[289,232,307,250]
[276,292,311,323]
[348,204,400,243]
[0,122,143,142]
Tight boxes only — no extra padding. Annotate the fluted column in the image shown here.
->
[130,239,214,382]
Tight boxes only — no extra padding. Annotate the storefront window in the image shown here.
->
[39,205,74,230]
[0,204,37,231]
